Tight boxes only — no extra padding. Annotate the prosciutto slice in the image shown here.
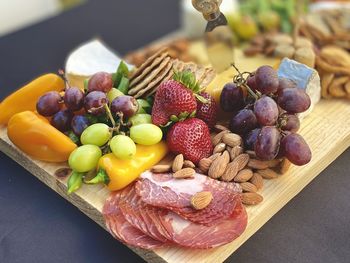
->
[103,186,164,249]
[136,171,241,225]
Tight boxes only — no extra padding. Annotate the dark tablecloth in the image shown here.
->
[0,1,349,262]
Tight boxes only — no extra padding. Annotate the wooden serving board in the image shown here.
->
[1,35,350,262]
[1,98,350,263]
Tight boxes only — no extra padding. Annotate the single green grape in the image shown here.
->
[110,135,136,159]
[68,145,102,172]
[80,123,111,146]
[130,123,163,145]
[107,88,124,102]
[129,113,152,126]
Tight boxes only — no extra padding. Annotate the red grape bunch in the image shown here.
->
[220,65,312,166]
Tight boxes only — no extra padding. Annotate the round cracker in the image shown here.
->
[130,52,169,87]
[134,59,173,98]
[128,56,171,95]
[145,67,175,97]
[129,47,167,79]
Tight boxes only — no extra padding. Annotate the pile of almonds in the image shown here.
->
[151,124,292,207]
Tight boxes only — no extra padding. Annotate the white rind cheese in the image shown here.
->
[65,39,133,89]
[277,58,321,119]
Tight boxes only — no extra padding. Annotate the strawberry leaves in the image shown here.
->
[173,70,201,93]
[173,70,209,104]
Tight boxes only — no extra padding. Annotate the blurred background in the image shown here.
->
[1,0,350,38]
[0,0,83,37]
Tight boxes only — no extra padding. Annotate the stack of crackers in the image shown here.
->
[128,48,216,99]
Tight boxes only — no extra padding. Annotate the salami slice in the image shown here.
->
[119,186,169,243]
[102,186,164,249]
[136,171,241,226]
[143,200,247,248]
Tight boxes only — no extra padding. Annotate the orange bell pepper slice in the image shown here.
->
[7,111,77,162]
[0,74,64,125]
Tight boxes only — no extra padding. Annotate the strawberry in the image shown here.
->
[152,71,208,126]
[196,92,217,129]
[167,118,213,164]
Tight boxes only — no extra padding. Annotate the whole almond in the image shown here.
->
[279,158,292,174]
[151,164,171,173]
[241,192,263,205]
[213,143,226,154]
[214,124,229,132]
[230,146,243,161]
[248,159,270,170]
[208,152,221,161]
[234,168,253,182]
[212,130,229,145]
[172,154,184,172]
[191,191,213,210]
[222,133,242,147]
[233,153,250,171]
[240,182,258,193]
[183,160,196,168]
[257,168,278,179]
[268,159,281,168]
[173,168,195,179]
[250,172,264,190]
[198,158,212,173]
[208,151,230,179]
[221,161,239,182]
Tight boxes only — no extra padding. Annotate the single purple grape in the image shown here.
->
[64,87,84,111]
[51,110,73,132]
[220,83,244,112]
[36,91,62,116]
[84,91,108,115]
[71,115,90,136]
[229,109,257,135]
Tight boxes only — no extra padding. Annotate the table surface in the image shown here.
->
[0,1,349,262]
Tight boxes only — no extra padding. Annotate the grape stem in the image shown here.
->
[243,83,259,100]
[58,69,71,89]
[231,63,259,100]
[104,104,116,128]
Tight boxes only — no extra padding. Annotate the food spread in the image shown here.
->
[3,8,335,251]
[0,42,318,249]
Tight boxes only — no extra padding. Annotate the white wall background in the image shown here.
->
[0,0,61,36]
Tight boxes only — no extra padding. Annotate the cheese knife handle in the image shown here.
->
[191,0,222,21]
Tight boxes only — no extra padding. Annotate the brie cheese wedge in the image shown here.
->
[65,39,133,90]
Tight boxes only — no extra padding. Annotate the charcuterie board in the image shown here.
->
[1,43,350,262]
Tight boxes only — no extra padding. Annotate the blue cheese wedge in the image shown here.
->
[277,58,321,119]
[65,39,133,90]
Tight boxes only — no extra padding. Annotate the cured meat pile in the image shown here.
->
[103,171,247,249]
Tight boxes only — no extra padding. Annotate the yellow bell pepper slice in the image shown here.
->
[87,141,168,191]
